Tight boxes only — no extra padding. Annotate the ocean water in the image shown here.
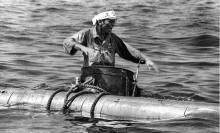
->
[0,0,219,132]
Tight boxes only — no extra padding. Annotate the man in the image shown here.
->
[63,7,159,96]
[63,7,159,72]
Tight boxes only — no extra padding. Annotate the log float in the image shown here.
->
[0,88,219,121]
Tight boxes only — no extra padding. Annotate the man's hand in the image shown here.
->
[80,47,96,56]
[145,59,159,73]
[74,44,97,56]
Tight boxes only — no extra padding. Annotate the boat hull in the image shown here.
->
[0,88,219,121]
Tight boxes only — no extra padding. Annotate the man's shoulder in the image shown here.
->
[110,32,124,43]
[78,28,93,34]
[110,32,120,39]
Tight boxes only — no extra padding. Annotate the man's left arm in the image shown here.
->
[113,34,159,72]
[124,42,159,73]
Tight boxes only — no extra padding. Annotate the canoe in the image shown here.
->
[0,88,218,122]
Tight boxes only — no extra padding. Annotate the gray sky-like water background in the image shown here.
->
[0,0,219,132]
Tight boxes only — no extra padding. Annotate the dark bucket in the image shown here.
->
[80,66,137,96]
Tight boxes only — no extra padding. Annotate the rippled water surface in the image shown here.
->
[0,0,219,132]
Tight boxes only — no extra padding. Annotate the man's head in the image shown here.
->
[92,7,117,33]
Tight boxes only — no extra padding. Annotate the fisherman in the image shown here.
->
[63,6,159,96]
[63,6,159,71]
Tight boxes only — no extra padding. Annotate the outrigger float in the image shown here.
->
[0,66,219,121]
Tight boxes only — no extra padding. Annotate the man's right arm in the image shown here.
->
[63,36,77,55]
[63,29,95,56]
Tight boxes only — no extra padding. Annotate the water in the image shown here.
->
[0,0,219,132]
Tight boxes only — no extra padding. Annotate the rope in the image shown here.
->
[63,85,79,109]
[46,76,111,118]
[83,84,107,93]
[64,91,93,110]
[62,84,109,113]
[46,88,67,110]
[90,92,110,118]
[62,77,94,109]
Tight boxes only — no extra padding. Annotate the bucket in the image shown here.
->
[80,66,138,96]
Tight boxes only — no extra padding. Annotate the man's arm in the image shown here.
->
[113,34,159,72]
[63,29,90,55]
[124,42,159,72]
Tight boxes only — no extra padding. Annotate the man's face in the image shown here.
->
[101,19,116,33]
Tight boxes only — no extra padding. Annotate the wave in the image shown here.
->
[161,61,218,67]
[44,25,73,31]
[0,25,11,29]
[0,65,10,70]
[170,34,219,47]
[142,85,219,103]
[189,34,219,47]
[13,59,41,66]
[162,82,185,87]
[42,7,68,13]
[118,22,134,28]
[6,52,28,56]
[83,21,93,26]
[0,83,22,88]
[2,35,34,42]
[18,69,48,76]
[190,94,219,103]
[195,6,214,12]
[130,4,156,13]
